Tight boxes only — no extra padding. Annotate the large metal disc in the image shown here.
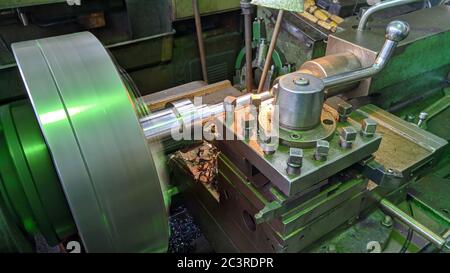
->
[12,32,169,252]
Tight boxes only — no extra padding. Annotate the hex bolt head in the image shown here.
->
[337,102,353,122]
[361,118,377,137]
[339,126,357,149]
[417,112,428,126]
[287,148,303,175]
[381,215,393,228]
[419,112,428,120]
[314,140,330,161]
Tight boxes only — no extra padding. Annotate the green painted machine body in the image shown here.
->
[0,101,76,249]
[327,6,450,109]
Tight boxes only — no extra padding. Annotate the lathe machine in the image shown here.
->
[0,0,449,253]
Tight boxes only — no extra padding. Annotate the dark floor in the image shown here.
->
[168,206,212,253]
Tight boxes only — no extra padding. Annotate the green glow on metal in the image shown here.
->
[39,105,95,125]
[0,101,76,245]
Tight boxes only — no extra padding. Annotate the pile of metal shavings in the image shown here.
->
[172,142,220,199]
[168,206,203,253]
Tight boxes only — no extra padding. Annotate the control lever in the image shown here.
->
[322,20,410,90]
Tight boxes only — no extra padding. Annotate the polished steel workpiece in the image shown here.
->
[358,0,423,31]
[140,91,273,142]
[380,199,449,250]
[12,32,169,253]
[192,0,208,83]
[323,21,410,89]
[257,9,284,93]
[276,72,325,130]
[241,0,254,92]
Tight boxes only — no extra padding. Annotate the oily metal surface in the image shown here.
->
[12,32,168,252]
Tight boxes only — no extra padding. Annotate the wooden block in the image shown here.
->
[306,5,318,13]
[330,14,344,25]
[317,20,337,32]
[299,11,319,24]
[313,9,330,21]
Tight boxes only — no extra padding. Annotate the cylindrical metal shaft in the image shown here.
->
[141,91,272,142]
[192,0,208,83]
[380,199,447,249]
[257,9,284,93]
[242,1,254,92]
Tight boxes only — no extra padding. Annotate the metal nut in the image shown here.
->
[337,102,353,122]
[314,140,330,161]
[339,126,357,149]
[361,118,377,137]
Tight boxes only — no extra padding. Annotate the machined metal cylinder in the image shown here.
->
[140,91,273,143]
[299,52,362,97]
[276,72,325,130]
